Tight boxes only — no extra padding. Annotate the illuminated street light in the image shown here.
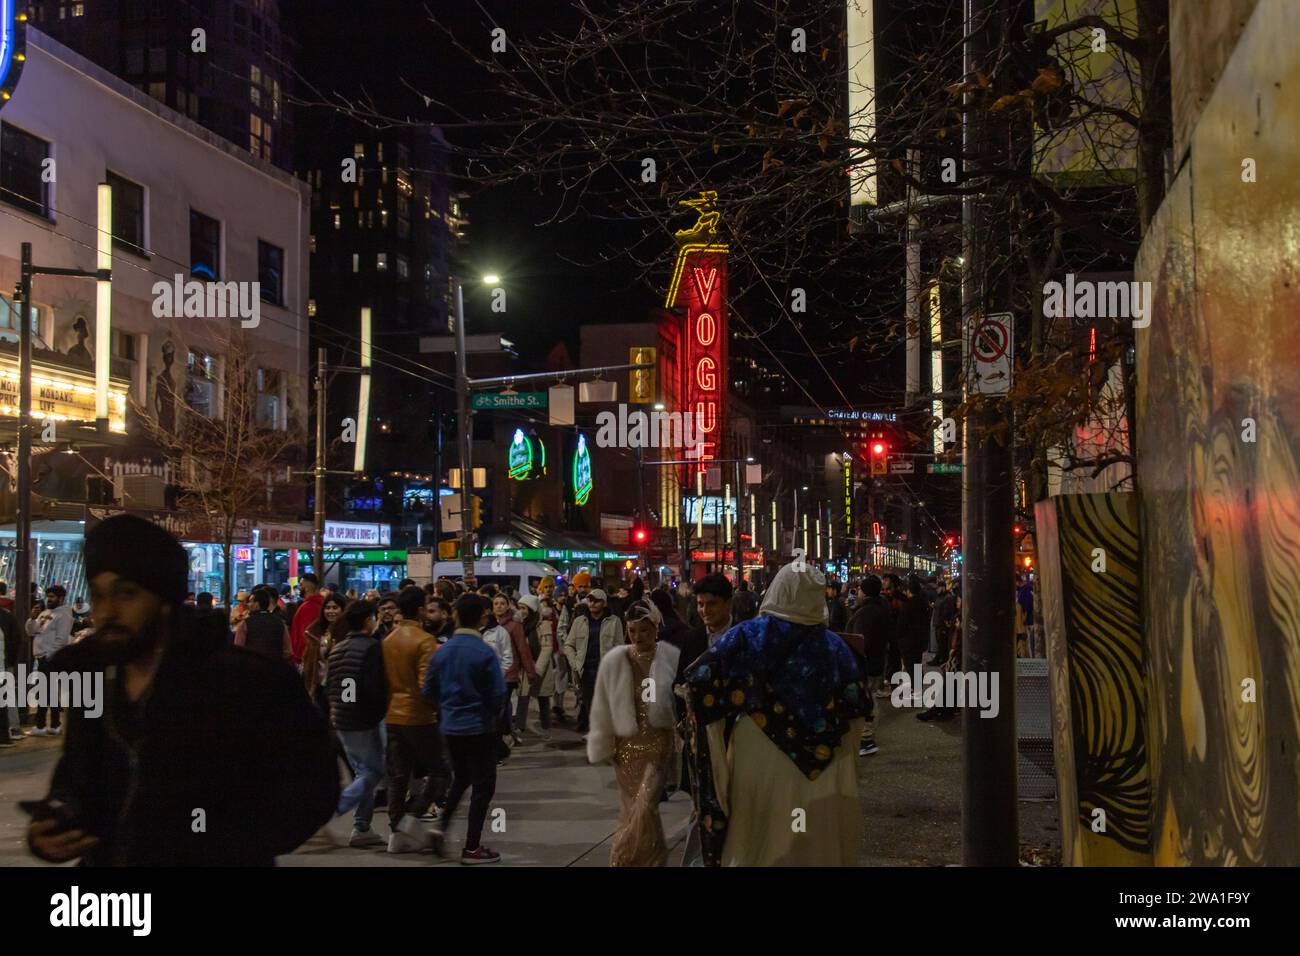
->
[482,274,501,284]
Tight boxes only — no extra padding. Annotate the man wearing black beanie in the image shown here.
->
[26,514,340,866]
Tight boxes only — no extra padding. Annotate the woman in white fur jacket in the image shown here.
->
[586,599,680,866]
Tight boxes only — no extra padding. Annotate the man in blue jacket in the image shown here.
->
[422,593,506,864]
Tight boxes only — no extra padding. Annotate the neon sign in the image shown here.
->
[0,1,27,108]
[508,427,546,480]
[664,192,728,473]
[572,433,592,506]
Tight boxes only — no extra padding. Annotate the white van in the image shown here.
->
[431,559,562,596]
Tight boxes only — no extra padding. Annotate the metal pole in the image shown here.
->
[15,244,33,632]
[905,147,922,407]
[732,460,741,582]
[313,347,327,582]
[454,279,475,582]
[961,0,1018,866]
[636,444,647,580]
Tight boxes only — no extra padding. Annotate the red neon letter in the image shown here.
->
[695,356,716,391]
[695,312,716,347]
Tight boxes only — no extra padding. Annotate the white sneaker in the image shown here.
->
[28,727,49,736]
[349,827,385,848]
[387,815,433,853]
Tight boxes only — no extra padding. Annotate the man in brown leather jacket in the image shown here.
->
[381,586,447,853]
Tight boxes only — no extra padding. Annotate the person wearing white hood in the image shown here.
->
[587,599,680,866]
[679,561,870,866]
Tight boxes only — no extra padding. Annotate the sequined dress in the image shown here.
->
[609,647,675,867]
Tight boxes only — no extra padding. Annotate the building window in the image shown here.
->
[352,253,359,273]
[396,255,409,279]
[124,46,145,74]
[307,299,317,317]
[309,233,317,253]
[190,209,221,280]
[73,2,85,14]
[148,81,166,102]
[255,368,281,429]
[0,123,51,219]
[380,208,388,228]
[111,329,138,361]
[333,213,341,230]
[107,171,146,256]
[376,253,388,272]
[185,349,216,418]
[258,240,284,306]
[353,143,364,160]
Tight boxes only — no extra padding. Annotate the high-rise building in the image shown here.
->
[28,0,294,170]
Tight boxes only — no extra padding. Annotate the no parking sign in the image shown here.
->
[966,312,1013,395]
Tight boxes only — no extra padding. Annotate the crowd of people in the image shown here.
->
[5,514,1039,867]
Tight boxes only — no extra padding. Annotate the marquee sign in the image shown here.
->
[0,356,128,431]
[572,433,592,506]
[664,191,728,472]
[508,428,546,480]
[0,1,28,107]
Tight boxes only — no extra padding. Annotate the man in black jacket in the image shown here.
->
[325,600,389,847]
[26,515,338,867]
[846,575,892,755]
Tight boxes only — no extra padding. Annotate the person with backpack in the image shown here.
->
[326,600,389,848]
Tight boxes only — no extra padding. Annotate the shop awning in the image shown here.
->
[479,514,637,564]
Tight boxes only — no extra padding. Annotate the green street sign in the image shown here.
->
[927,463,962,475]
[473,391,548,410]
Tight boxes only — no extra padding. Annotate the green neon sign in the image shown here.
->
[508,428,546,480]
[573,433,592,506]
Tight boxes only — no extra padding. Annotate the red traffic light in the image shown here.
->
[633,528,649,544]
[871,442,885,456]
[945,535,956,547]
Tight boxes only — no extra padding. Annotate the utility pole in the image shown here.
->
[961,0,1019,866]
[313,347,327,582]
[14,244,32,632]
[453,279,476,583]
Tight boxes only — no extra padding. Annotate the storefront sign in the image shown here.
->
[325,521,392,546]
[86,506,253,545]
[484,547,636,563]
[572,434,592,506]
[258,523,315,549]
[508,428,546,480]
[0,356,128,431]
[325,549,407,562]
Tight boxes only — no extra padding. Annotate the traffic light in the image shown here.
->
[633,526,649,545]
[869,435,888,476]
[469,494,483,530]
[944,535,956,548]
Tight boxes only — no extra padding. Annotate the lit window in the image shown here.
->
[307,299,317,317]
[376,253,388,271]
[309,234,317,253]
[353,144,364,160]
[396,256,409,278]
[73,3,85,16]
[377,142,384,163]
[352,253,359,273]
[333,213,341,230]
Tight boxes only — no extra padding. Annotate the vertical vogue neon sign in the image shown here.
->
[670,257,726,471]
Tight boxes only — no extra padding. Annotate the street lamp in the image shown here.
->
[482,274,501,285]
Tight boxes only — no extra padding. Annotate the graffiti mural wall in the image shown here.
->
[1135,0,1300,865]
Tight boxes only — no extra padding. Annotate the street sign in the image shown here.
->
[889,460,915,475]
[927,462,962,474]
[966,311,1013,395]
[472,391,547,410]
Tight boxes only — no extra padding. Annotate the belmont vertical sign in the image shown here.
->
[0,0,27,108]
[664,191,728,472]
